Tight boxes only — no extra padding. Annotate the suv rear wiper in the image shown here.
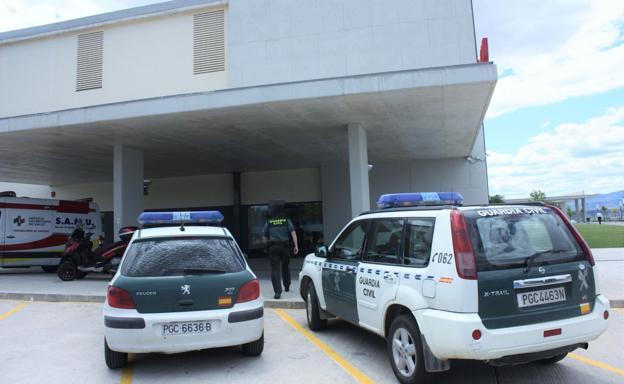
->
[183,268,226,275]
[523,249,569,273]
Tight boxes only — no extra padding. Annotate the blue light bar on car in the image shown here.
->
[137,211,224,225]
[377,192,464,209]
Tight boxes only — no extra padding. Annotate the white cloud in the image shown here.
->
[488,106,624,198]
[0,0,161,33]
[475,0,624,118]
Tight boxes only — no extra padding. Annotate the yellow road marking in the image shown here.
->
[0,302,28,321]
[120,355,135,384]
[569,353,624,377]
[274,309,375,384]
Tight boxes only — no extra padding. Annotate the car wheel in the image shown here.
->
[104,339,128,369]
[41,265,58,273]
[57,261,77,281]
[306,281,327,331]
[535,353,567,365]
[242,333,264,356]
[387,315,426,384]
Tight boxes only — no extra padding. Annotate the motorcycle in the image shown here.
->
[57,226,138,281]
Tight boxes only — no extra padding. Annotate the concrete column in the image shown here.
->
[348,123,370,217]
[575,199,580,222]
[113,145,144,239]
[321,165,351,243]
[582,198,587,223]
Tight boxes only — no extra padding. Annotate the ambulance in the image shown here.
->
[0,191,102,271]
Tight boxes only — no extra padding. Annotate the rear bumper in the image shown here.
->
[416,295,610,361]
[103,299,264,354]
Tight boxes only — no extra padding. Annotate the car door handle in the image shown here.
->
[384,274,395,282]
[6,235,15,239]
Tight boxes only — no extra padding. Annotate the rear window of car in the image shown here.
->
[120,236,245,277]
[463,207,584,271]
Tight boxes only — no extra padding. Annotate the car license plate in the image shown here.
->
[162,320,212,336]
[517,287,566,308]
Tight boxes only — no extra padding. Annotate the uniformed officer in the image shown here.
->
[263,201,298,299]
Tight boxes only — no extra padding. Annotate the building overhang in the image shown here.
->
[0,63,497,185]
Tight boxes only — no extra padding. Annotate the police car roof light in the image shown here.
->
[137,211,224,226]
[377,192,464,209]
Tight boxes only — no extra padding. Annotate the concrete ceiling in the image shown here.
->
[0,65,496,185]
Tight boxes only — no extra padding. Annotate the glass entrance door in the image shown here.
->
[245,202,323,257]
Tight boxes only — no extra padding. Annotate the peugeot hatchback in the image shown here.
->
[103,211,264,369]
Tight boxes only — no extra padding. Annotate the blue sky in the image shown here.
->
[1,0,623,199]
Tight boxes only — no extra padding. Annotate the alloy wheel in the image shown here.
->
[392,327,417,378]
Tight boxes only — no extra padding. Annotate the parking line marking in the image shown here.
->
[568,353,624,377]
[120,355,135,384]
[274,309,375,384]
[0,302,28,321]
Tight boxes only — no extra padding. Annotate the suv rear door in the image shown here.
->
[115,236,254,313]
[463,206,596,329]
[357,218,405,332]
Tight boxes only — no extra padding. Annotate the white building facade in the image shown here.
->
[0,0,496,253]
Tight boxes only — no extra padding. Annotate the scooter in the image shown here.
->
[57,226,137,281]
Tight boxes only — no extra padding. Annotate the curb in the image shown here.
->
[609,299,624,309]
[0,292,306,309]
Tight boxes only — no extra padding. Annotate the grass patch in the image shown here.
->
[573,224,624,248]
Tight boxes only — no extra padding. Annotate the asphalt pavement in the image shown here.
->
[0,300,622,384]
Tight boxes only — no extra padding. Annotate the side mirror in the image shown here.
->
[314,244,329,257]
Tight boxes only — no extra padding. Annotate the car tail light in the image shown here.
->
[548,205,595,266]
[107,286,135,309]
[236,279,260,303]
[472,329,482,340]
[450,210,477,279]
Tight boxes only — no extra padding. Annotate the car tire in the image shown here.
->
[41,265,58,273]
[57,261,77,281]
[242,333,264,356]
[535,353,567,365]
[104,339,128,369]
[305,281,327,331]
[387,315,426,384]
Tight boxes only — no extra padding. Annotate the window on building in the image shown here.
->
[364,219,404,264]
[76,31,103,91]
[193,10,225,74]
[404,218,435,267]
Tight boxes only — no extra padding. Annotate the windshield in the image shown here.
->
[120,236,245,277]
[464,207,583,271]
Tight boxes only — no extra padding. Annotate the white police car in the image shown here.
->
[103,211,264,369]
[299,193,610,383]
